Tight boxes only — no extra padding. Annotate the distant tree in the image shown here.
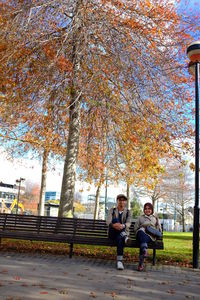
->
[160,162,193,232]
[132,165,167,211]
[74,191,83,203]
[130,188,143,218]
[74,201,86,214]
[22,181,40,215]
[78,112,107,220]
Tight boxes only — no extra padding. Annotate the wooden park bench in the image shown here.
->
[0,213,164,265]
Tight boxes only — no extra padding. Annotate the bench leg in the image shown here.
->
[153,248,156,265]
[69,243,73,258]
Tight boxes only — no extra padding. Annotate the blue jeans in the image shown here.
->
[108,218,126,257]
[136,230,151,255]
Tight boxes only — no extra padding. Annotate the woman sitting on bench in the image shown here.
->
[134,203,162,271]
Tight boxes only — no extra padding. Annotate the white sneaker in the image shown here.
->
[117,261,124,270]
[125,237,131,245]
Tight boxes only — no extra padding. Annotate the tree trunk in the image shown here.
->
[182,201,185,232]
[94,184,101,220]
[152,197,156,212]
[127,182,130,210]
[58,0,82,218]
[58,93,81,217]
[151,188,157,211]
[38,149,48,216]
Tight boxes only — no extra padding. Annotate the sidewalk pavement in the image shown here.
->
[0,252,200,300]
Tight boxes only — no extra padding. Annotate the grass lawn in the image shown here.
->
[0,232,196,267]
[155,232,193,266]
[73,232,194,267]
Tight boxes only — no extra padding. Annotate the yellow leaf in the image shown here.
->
[146,0,151,8]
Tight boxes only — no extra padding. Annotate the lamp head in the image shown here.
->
[16,178,25,183]
[187,41,200,62]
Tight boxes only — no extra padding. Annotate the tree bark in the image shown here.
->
[127,182,130,210]
[58,0,82,218]
[182,198,185,232]
[58,97,81,217]
[94,184,101,220]
[151,188,157,211]
[38,149,48,216]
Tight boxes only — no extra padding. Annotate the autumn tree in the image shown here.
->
[22,181,40,215]
[130,189,143,219]
[78,102,108,219]
[0,3,69,215]
[159,161,193,232]
[0,1,199,218]
[0,87,68,216]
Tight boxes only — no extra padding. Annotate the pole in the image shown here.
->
[174,196,177,231]
[105,170,108,219]
[163,210,164,231]
[193,62,200,269]
[16,180,21,215]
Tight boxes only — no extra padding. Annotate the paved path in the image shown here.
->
[0,252,200,300]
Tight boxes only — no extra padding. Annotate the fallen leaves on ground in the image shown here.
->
[14,276,20,281]
[90,291,97,298]
[0,238,193,268]
[76,273,84,277]
[104,291,117,298]
[0,269,8,274]
[59,289,68,294]
[167,289,176,294]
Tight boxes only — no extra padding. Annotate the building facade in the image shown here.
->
[45,191,60,201]
[0,181,25,213]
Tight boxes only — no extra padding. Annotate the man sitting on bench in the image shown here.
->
[106,194,132,270]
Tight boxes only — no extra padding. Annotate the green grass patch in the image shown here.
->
[0,232,198,268]
[158,232,193,267]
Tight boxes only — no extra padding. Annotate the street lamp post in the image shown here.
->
[174,198,177,231]
[187,41,200,269]
[104,170,108,219]
[16,177,25,215]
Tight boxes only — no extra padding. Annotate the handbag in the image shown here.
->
[145,226,162,238]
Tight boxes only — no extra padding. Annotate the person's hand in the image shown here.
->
[112,223,123,231]
[141,224,149,228]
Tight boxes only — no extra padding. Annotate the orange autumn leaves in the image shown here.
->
[78,100,169,190]
[113,114,169,187]
[43,43,73,74]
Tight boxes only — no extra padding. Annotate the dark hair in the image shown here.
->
[116,194,127,201]
[143,202,154,214]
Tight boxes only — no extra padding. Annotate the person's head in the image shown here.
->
[116,194,127,210]
[143,202,154,216]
